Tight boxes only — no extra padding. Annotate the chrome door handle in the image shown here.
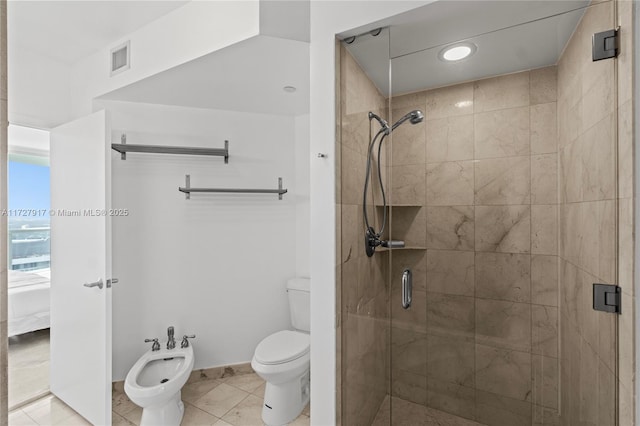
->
[401,269,412,309]
[83,279,103,290]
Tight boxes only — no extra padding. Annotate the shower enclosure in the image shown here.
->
[336,1,634,425]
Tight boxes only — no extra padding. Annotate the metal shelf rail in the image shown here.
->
[111,135,229,164]
[178,175,287,200]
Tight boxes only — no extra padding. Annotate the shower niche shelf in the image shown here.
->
[111,135,229,163]
[378,246,426,252]
[375,204,423,208]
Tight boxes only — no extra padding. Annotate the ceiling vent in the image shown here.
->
[110,41,130,77]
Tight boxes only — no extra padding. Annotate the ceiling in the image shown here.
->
[98,35,310,116]
[9,1,188,64]
[344,0,590,96]
[9,0,310,119]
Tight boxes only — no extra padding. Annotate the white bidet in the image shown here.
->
[124,344,194,426]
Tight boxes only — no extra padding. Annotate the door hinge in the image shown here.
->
[593,283,621,314]
[593,29,619,61]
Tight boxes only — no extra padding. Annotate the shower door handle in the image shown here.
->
[401,269,412,309]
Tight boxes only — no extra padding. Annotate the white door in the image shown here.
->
[49,110,112,425]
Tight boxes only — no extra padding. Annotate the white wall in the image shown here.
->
[308,2,431,423]
[8,46,73,129]
[71,1,260,120]
[294,114,310,277]
[102,100,300,380]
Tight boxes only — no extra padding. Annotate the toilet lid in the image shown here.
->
[255,330,310,365]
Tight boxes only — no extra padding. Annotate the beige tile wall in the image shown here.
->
[557,1,632,425]
[388,66,559,426]
[338,45,390,426]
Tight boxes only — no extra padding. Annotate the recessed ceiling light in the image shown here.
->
[439,43,477,62]
[283,86,297,93]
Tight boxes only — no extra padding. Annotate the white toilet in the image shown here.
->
[252,278,310,426]
[124,342,194,425]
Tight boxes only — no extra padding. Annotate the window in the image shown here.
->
[8,160,50,271]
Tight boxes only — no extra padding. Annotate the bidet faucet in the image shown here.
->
[181,335,196,348]
[167,326,176,350]
[145,338,160,351]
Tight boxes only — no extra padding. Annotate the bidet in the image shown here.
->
[125,342,194,426]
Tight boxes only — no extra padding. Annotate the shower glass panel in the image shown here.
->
[338,27,393,426]
[384,2,619,425]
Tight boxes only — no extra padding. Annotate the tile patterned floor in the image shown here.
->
[371,396,486,426]
[9,372,310,426]
[8,329,50,408]
[113,370,309,426]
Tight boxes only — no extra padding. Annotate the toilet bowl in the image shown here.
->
[124,345,194,426]
[252,278,311,426]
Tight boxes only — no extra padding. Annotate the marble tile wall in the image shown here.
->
[338,45,390,426]
[388,66,559,426]
[556,1,632,425]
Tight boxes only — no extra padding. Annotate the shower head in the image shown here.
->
[409,110,424,124]
[391,110,424,131]
[368,111,390,133]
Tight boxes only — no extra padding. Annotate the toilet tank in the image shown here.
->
[287,278,310,332]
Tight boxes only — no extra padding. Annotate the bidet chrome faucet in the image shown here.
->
[167,326,176,350]
[145,338,160,351]
[181,335,196,348]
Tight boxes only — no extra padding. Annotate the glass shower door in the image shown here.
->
[385,1,622,425]
[337,27,393,426]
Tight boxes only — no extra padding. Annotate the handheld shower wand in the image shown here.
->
[363,109,424,257]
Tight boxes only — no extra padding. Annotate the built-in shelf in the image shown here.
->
[111,135,229,163]
[375,204,423,208]
[377,246,427,252]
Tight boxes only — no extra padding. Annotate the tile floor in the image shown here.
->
[371,396,486,426]
[113,371,310,426]
[9,372,310,426]
[8,328,50,408]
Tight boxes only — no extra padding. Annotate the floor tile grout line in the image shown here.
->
[216,391,253,422]
[182,401,222,422]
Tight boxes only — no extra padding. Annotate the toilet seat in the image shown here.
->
[254,330,309,365]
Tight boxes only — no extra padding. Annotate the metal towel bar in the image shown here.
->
[178,175,287,200]
[111,135,229,164]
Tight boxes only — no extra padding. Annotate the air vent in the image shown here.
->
[110,41,130,76]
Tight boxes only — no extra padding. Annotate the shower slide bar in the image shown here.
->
[111,135,229,164]
[178,175,287,200]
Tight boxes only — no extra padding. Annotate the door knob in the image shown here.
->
[83,279,103,290]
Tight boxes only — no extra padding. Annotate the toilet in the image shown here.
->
[252,278,310,426]
[124,343,194,425]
